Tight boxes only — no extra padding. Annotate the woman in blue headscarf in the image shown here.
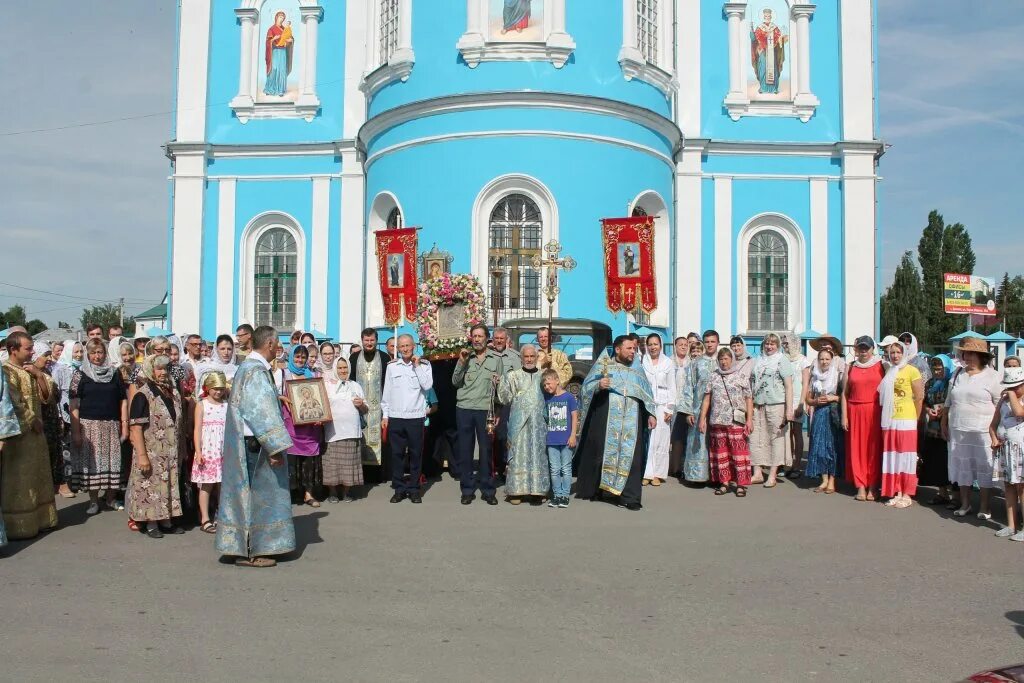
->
[919,354,954,505]
[274,344,323,507]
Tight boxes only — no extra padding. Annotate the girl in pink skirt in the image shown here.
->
[192,371,228,533]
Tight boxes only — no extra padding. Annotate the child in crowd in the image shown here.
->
[991,366,1024,541]
[192,371,229,533]
[543,369,578,508]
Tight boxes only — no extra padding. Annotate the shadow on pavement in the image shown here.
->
[1006,611,1024,640]
[281,510,326,562]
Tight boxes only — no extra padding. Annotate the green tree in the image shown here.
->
[1,305,27,329]
[80,304,131,332]
[998,273,1024,338]
[916,210,976,345]
[25,319,47,335]
[880,251,930,341]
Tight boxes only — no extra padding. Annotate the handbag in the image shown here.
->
[718,374,747,426]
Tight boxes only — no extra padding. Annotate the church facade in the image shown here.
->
[166,0,882,344]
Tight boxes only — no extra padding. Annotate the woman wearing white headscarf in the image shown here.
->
[70,338,129,514]
[194,334,238,397]
[878,341,924,508]
[780,332,808,478]
[804,347,842,493]
[51,339,82,498]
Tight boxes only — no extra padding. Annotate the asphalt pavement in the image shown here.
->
[2,475,1022,682]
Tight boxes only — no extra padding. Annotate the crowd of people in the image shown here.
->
[2,319,1023,566]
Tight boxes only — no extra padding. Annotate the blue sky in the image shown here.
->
[1,1,1019,327]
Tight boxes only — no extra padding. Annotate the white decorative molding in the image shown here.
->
[676,0,702,136]
[169,146,208,333]
[309,177,330,333]
[457,0,575,69]
[713,177,733,337]
[216,179,237,335]
[230,1,323,123]
[619,0,677,97]
[166,140,355,159]
[364,129,675,171]
[176,0,211,142]
[360,0,415,97]
[735,213,807,335]
[358,91,681,151]
[365,191,404,328]
[470,175,560,318]
[674,147,703,334]
[841,149,878,342]
[339,150,365,340]
[809,178,828,333]
[238,211,307,331]
[628,191,670,328]
[723,1,819,122]
[839,0,875,140]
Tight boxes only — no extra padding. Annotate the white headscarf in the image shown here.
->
[900,332,920,361]
[31,341,51,362]
[57,339,80,367]
[810,352,839,395]
[878,341,909,429]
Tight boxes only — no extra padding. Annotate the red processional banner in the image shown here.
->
[600,216,657,315]
[374,227,419,326]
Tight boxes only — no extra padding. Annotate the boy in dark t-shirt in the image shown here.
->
[543,369,579,508]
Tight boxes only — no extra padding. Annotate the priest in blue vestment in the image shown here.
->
[575,335,656,510]
[216,325,295,568]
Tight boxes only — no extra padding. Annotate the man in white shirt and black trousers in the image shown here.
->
[381,334,433,503]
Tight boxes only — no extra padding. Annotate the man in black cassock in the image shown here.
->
[575,335,656,510]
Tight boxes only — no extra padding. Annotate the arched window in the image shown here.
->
[746,230,789,332]
[254,228,298,329]
[386,206,403,229]
[488,194,542,321]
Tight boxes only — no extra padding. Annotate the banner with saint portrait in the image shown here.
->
[374,227,419,326]
[600,216,657,315]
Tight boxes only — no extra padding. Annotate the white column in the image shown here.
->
[724,4,746,97]
[175,0,211,141]
[170,150,207,334]
[216,179,237,334]
[809,178,828,333]
[340,151,368,339]
[617,0,644,65]
[676,0,701,136]
[343,0,368,138]
[394,0,414,62]
[296,5,322,117]
[231,9,257,109]
[842,152,878,343]
[466,0,482,32]
[309,177,330,333]
[791,2,819,119]
[675,148,703,334]
[714,177,733,337]
[839,0,874,140]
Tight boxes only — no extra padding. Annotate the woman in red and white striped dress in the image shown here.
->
[878,341,924,508]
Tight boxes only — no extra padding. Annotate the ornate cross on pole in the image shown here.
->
[531,239,576,350]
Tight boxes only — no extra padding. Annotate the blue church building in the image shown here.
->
[166,0,882,345]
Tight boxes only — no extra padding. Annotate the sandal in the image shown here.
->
[812,485,826,493]
[200,521,217,534]
[865,491,877,502]
[763,480,777,489]
[854,493,867,501]
[304,498,321,508]
[896,497,913,508]
[714,486,729,496]
[235,557,277,568]
[884,497,899,507]
[735,487,747,497]
[824,487,835,495]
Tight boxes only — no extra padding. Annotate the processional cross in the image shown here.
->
[531,239,576,347]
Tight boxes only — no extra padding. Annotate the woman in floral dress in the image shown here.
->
[127,355,184,538]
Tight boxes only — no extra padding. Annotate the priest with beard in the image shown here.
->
[575,335,656,510]
[349,327,392,483]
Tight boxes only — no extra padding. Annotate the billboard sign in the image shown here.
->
[943,273,997,316]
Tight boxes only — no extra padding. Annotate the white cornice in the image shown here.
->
[618,51,679,98]
[687,139,885,158]
[457,38,575,69]
[359,53,415,96]
[164,140,355,160]
[358,91,681,152]
[363,130,675,170]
